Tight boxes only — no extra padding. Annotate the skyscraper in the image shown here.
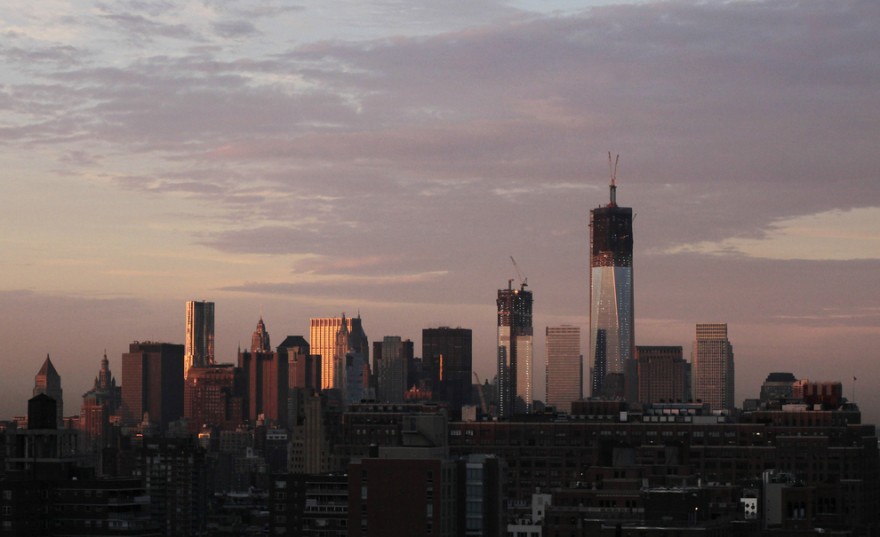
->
[545,325,582,413]
[497,282,533,417]
[589,164,634,396]
[238,347,288,426]
[691,323,735,412]
[310,314,368,391]
[121,341,185,429]
[422,327,472,414]
[185,301,214,377]
[251,316,271,353]
[34,354,63,426]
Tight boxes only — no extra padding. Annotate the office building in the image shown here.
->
[310,314,368,391]
[184,300,214,377]
[589,166,634,396]
[423,327,473,413]
[545,325,582,413]
[691,323,735,412]
[497,282,533,417]
[121,341,185,429]
[637,346,687,404]
[33,354,63,426]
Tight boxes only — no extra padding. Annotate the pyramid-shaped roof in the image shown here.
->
[37,354,60,380]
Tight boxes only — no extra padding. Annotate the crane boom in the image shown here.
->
[473,372,489,412]
[509,256,528,288]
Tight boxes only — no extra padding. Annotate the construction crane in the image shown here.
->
[473,372,489,412]
[509,256,527,289]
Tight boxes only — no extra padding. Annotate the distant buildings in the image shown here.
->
[33,354,63,427]
[589,171,634,396]
[496,282,533,417]
[545,325,582,413]
[185,300,214,377]
[692,323,735,412]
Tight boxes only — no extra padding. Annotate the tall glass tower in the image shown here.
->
[497,281,533,417]
[589,174,634,396]
[185,300,214,378]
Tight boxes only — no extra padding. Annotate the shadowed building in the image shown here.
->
[34,354,63,427]
[375,336,411,403]
[497,283,533,417]
[545,325,582,413]
[79,352,122,448]
[277,336,320,390]
[589,164,634,396]
[185,300,214,377]
[636,346,687,404]
[238,348,288,427]
[183,364,244,433]
[423,327,472,415]
[121,342,184,430]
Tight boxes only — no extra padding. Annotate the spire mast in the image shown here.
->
[608,151,619,207]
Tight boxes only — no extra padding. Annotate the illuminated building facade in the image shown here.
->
[545,325,582,413]
[692,323,735,412]
[497,282,533,417]
[589,178,634,396]
[185,300,214,377]
[310,315,368,391]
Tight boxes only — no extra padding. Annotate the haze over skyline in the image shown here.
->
[1,0,878,423]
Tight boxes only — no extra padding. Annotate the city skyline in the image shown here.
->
[1,0,879,424]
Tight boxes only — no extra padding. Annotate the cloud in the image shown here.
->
[666,207,880,261]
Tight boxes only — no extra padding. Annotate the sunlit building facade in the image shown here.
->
[545,325,582,413]
[497,282,533,417]
[185,300,214,377]
[589,179,634,396]
[692,323,735,412]
[310,314,368,391]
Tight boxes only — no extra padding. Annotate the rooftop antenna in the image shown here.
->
[608,151,619,207]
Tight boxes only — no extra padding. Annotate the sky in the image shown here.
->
[1,0,878,423]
